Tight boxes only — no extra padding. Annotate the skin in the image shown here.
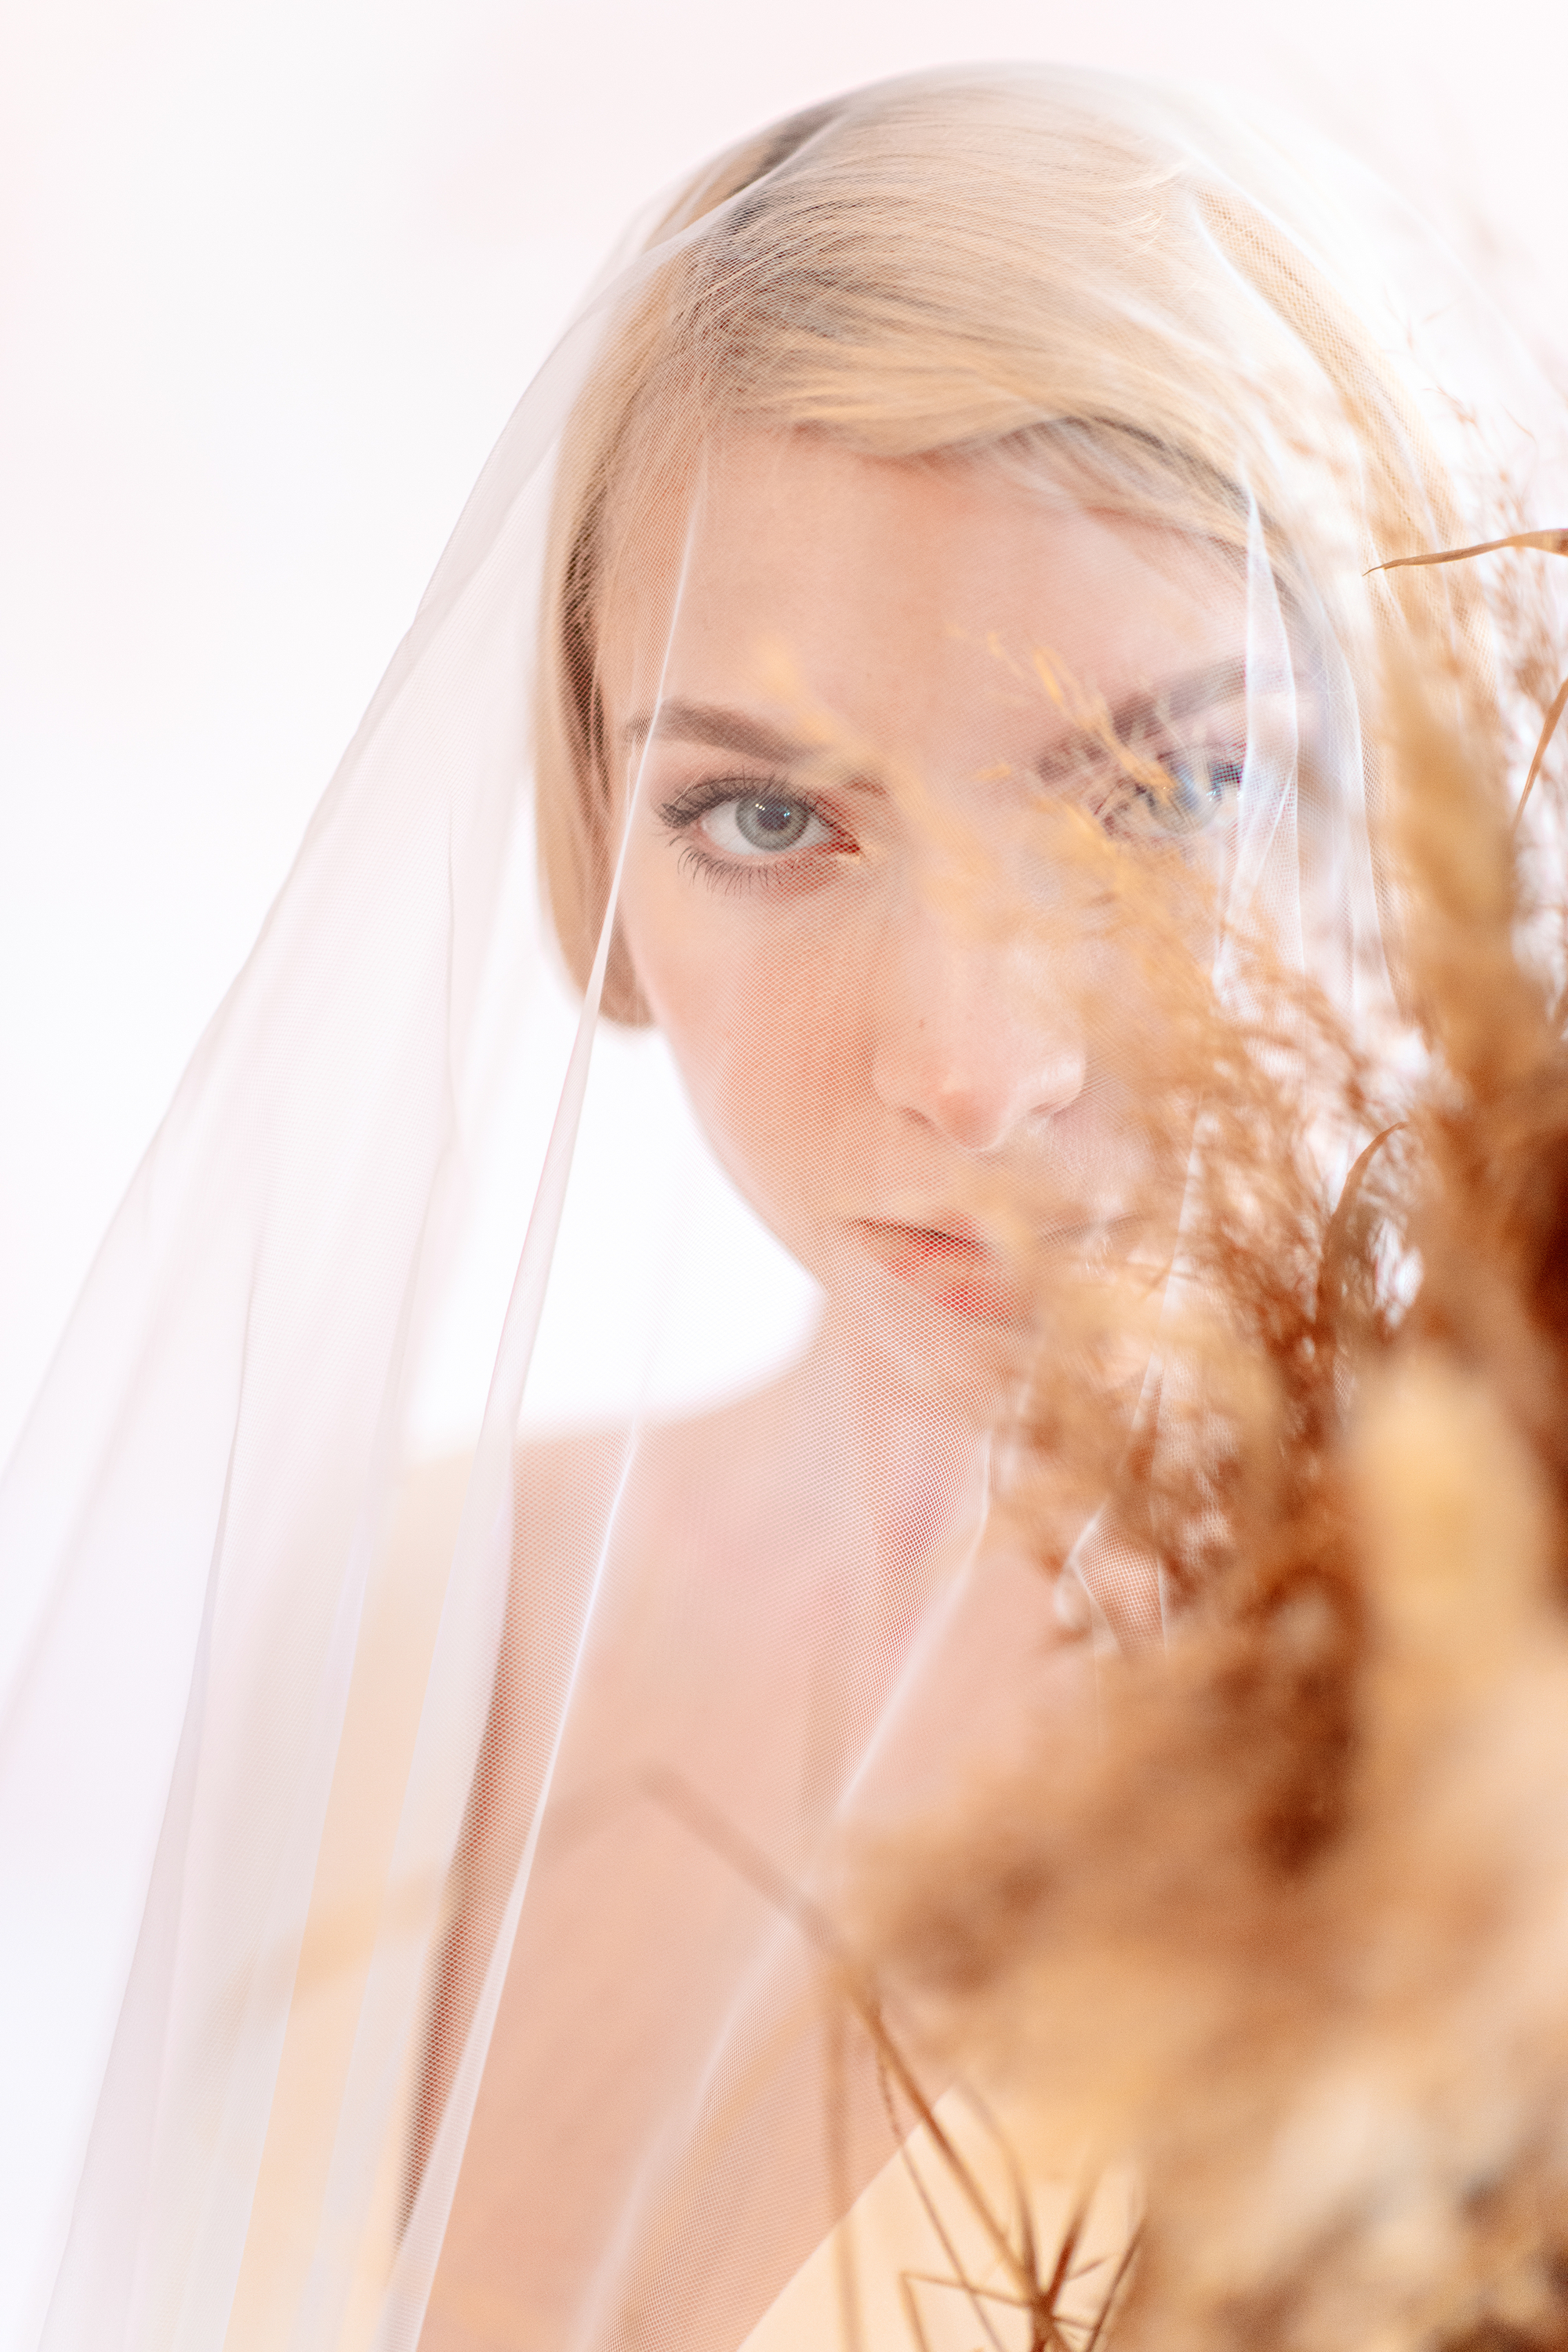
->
[611,430,1255,1414]
[419,432,1260,2349]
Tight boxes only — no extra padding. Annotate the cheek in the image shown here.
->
[617,843,865,1241]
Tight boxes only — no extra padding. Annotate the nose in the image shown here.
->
[870,891,1087,1153]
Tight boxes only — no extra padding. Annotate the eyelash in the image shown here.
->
[1062,734,1248,840]
[654,731,1247,893]
[655,775,854,893]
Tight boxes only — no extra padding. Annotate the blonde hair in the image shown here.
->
[534,69,1473,1020]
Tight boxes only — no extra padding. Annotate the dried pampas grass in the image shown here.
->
[854,539,1568,2351]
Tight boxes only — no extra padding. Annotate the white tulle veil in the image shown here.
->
[1,61,1562,2352]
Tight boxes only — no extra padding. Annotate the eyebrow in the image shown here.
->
[623,657,1261,781]
[622,701,805,764]
[1033,655,1254,775]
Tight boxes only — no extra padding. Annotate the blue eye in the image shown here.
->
[735,795,811,850]
[1163,747,1245,828]
[1110,745,1245,839]
[701,793,830,857]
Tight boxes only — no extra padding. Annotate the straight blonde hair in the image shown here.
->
[533,70,1472,1019]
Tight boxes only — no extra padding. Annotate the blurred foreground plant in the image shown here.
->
[859,542,1568,2352]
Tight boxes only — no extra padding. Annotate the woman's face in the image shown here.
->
[607,432,1258,1388]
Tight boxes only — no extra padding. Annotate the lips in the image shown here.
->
[852,1205,1143,1322]
[852,1218,1029,1321]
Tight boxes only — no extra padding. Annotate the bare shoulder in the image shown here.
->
[390,1352,821,1619]
[511,1423,633,1571]
[615,1350,827,1523]
[388,1428,629,1559]
[512,1421,625,1491]
[514,1363,816,1538]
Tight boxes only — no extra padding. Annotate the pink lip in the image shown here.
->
[852,1219,1029,1322]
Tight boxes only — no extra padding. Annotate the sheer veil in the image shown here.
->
[1,62,1562,2352]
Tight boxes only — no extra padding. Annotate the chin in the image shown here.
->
[816,1240,1037,1422]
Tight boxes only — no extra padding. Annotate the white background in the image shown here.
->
[3,0,1566,1465]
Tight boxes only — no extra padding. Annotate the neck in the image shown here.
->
[800,1301,1000,1571]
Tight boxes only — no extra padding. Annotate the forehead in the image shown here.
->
[599,430,1249,759]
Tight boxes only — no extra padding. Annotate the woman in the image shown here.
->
[2,64,1555,2352]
